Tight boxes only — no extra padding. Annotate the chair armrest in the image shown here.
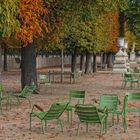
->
[31,104,44,112]
[98,106,108,114]
[91,98,98,105]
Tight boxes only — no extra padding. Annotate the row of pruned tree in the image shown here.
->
[0,0,140,89]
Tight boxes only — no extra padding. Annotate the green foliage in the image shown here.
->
[0,0,20,37]
[126,1,140,36]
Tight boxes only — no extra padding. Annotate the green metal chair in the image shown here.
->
[12,85,35,107]
[38,74,52,94]
[0,83,11,112]
[116,92,140,132]
[135,66,140,73]
[98,94,119,125]
[29,102,68,133]
[75,104,108,135]
[66,90,85,124]
[122,71,139,89]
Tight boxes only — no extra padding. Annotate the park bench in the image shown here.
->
[97,63,107,71]
[47,70,76,83]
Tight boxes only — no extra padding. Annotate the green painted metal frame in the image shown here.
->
[122,71,139,89]
[116,92,140,132]
[0,83,12,112]
[38,74,52,94]
[66,90,85,124]
[12,85,35,107]
[75,104,108,135]
[29,102,68,133]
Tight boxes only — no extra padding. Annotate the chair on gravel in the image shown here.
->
[75,104,108,135]
[0,83,12,112]
[65,90,85,124]
[12,85,35,107]
[116,92,140,132]
[29,102,69,133]
[122,71,139,89]
[38,74,52,94]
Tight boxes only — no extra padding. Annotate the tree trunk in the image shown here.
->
[93,54,97,72]
[85,53,92,74]
[71,54,77,74]
[106,53,113,68]
[0,45,2,82]
[102,53,107,64]
[80,54,85,73]
[21,42,37,89]
[3,48,8,71]
[61,49,64,83]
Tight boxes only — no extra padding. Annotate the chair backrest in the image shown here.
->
[69,90,85,104]
[20,85,34,97]
[124,71,132,80]
[135,66,140,73]
[38,74,49,83]
[75,104,101,123]
[43,102,69,120]
[99,94,119,111]
[122,93,140,114]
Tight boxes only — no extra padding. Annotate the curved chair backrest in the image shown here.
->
[136,66,140,73]
[38,74,48,82]
[21,85,34,97]
[69,90,85,104]
[126,92,140,100]
[75,104,101,123]
[43,102,68,120]
[99,94,119,111]
[124,71,132,79]
[122,93,140,114]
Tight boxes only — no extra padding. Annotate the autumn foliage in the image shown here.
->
[16,0,48,45]
[105,11,119,53]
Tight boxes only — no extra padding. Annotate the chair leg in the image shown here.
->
[70,110,73,125]
[117,114,119,124]
[76,123,80,136]
[112,113,115,125]
[45,120,47,131]
[122,114,127,132]
[67,111,69,122]
[41,120,45,133]
[0,101,2,113]
[58,119,63,132]
[29,114,32,130]
[27,98,31,108]
[86,123,88,133]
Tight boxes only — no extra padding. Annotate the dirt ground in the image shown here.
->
[0,67,140,140]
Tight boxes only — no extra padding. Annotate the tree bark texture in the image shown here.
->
[92,54,97,72]
[85,53,92,74]
[0,45,2,82]
[80,54,85,73]
[21,42,37,89]
[71,54,77,74]
[107,53,113,68]
[3,48,8,71]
